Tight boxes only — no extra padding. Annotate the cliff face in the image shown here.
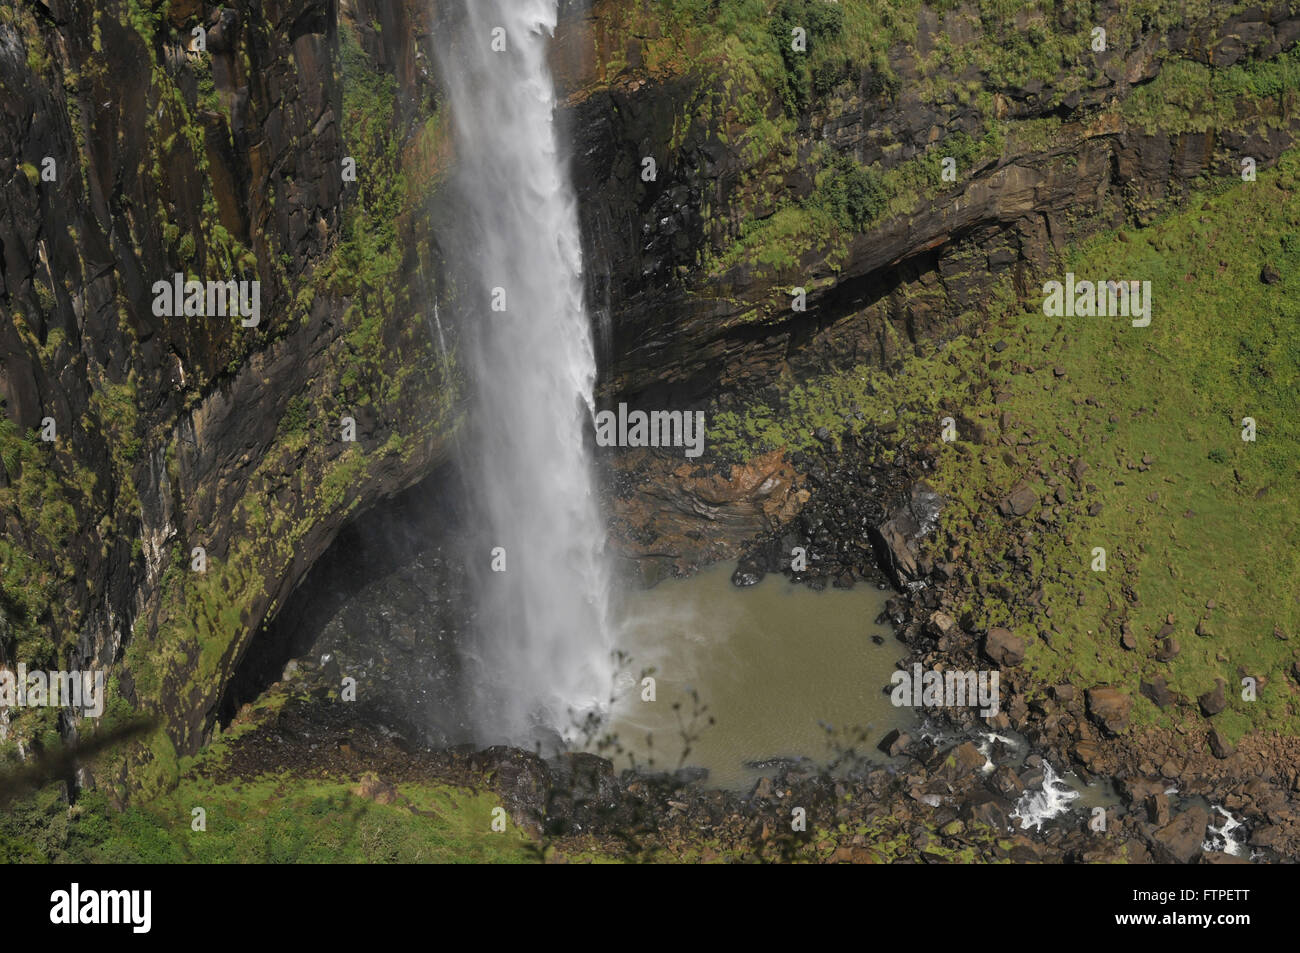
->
[558,0,1300,401]
[0,0,455,785]
[2,0,1298,784]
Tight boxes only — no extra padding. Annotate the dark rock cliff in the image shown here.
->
[1,0,454,786]
[560,0,1300,402]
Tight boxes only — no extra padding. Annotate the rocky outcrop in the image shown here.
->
[557,1,1300,401]
[1,0,454,774]
[984,627,1026,667]
[872,480,943,588]
[1086,687,1133,734]
[605,448,806,583]
[1148,804,1210,864]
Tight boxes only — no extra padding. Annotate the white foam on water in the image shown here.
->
[917,717,947,746]
[1010,761,1080,830]
[977,731,1018,776]
[1203,805,1248,857]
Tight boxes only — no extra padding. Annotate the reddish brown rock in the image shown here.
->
[1086,687,1133,734]
[984,627,1026,666]
[1208,727,1235,759]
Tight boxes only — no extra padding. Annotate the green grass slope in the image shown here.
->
[712,148,1300,742]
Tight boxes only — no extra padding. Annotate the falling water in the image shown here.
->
[434,0,613,746]
[430,302,450,376]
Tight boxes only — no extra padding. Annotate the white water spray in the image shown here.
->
[430,302,450,376]
[1010,761,1080,830]
[434,0,612,745]
[1203,805,1248,857]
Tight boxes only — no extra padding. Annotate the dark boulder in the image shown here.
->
[1198,678,1227,717]
[998,483,1039,518]
[984,627,1026,666]
[1139,674,1176,708]
[878,729,911,757]
[870,481,943,588]
[1208,727,1235,759]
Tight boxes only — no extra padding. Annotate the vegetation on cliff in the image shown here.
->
[711,147,1300,744]
[1,1,458,793]
[582,0,1299,285]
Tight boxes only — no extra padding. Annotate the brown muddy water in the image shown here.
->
[601,564,916,790]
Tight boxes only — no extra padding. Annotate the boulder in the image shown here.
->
[1198,678,1227,717]
[468,746,552,829]
[1073,739,1104,772]
[928,610,959,638]
[352,772,399,805]
[870,481,943,588]
[963,790,1013,829]
[878,728,909,759]
[878,729,911,757]
[950,741,987,779]
[1208,727,1235,759]
[984,627,1026,666]
[998,483,1039,517]
[1086,686,1133,734]
[1150,806,1210,864]
[1116,776,1164,805]
[1139,674,1176,708]
[1145,792,1170,825]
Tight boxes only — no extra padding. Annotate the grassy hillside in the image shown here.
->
[957,151,1300,741]
[1,776,534,864]
[711,148,1300,742]
[0,693,535,864]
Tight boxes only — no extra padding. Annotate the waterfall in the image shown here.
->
[433,0,613,746]
[430,302,450,377]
